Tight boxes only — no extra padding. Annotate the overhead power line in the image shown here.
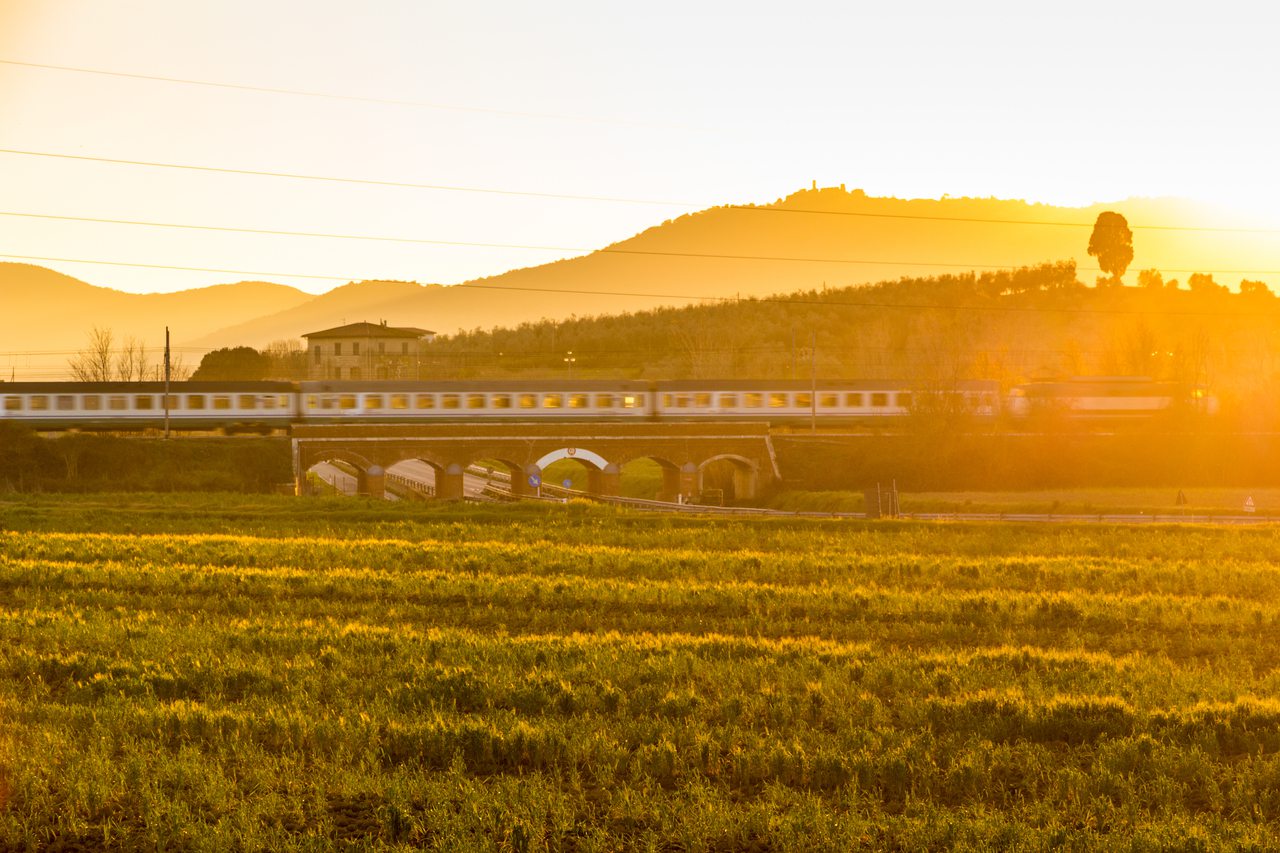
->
[1,250,1276,318]
[0,58,691,129]
[2,147,1279,234]
[0,148,692,206]
[2,209,1279,275]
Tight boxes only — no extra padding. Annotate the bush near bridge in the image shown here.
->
[3,494,1280,849]
[0,424,289,493]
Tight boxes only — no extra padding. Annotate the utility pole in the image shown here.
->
[163,326,171,440]
[810,330,817,433]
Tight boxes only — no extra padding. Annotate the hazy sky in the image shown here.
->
[1,0,1276,294]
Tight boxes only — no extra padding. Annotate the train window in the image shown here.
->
[211,396,230,410]
[467,394,487,409]
[56,395,75,411]
[259,396,276,410]
[132,396,153,410]
[662,394,672,407]
[845,392,863,407]
[110,396,129,411]
[3,396,20,411]
[415,394,435,409]
[519,394,537,409]
[492,394,512,409]
[238,395,256,410]
[871,393,889,407]
[674,394,691,408]
[720,394,738,408]
[304,395,317,409]
[163,395,181,409]
[83,395,101,411]
[595,393,614,408]
[769,393,788,408]
[795,392,812,408]
[441,394,460,409]
[695,393,712,407]
[391,394,409,410]
[338,395,357,410]
[745,393,763,408]
[364,395,383,410]
[897,393,912,408]
[542,394,563,409]
[29,396,48,411]
[568,394,589,409]
[621,394,641,409]
[820,393,839,408]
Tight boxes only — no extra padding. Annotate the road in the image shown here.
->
[385,459,494,499]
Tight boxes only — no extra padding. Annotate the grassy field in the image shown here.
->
[3,495,1280,850]
[770,486,1280,517]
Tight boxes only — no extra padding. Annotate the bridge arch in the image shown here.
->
[698,454,760,501]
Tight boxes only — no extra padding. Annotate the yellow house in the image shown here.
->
[302,321,436,380]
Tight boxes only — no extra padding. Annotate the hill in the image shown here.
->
[5,186,1276,378]
[0,264,310,377]
[188,188,1274,350]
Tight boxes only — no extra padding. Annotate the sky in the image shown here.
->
[0,0,1277,295]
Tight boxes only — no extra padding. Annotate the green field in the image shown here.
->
[3,495,1280,850]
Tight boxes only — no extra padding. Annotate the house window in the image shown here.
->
[349,367,361,380]
[352,342,360,356]
[334,343,342,356]
[401,342,409,354]
[314,346,322,363]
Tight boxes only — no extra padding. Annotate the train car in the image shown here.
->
[296,380,654,422]
[0,381,298,431]
[1006,377,1218,418]
[651,379,1001,423]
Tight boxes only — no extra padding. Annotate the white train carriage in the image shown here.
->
[651,380,1001,422]
[0,382,297,431]
[296,380,654,422]
[1006,377,1219,418]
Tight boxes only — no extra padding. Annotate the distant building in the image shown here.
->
[302,321,435,380]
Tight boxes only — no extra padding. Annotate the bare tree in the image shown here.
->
[68,327,115,381]
[115,336,150,381]
[264,339,306,380]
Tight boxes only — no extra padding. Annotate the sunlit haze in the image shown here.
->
[1,0,1278,295]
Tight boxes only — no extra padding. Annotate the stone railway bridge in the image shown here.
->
[293,422,780,501]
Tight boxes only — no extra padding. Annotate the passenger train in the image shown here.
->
[0,377,1213,432]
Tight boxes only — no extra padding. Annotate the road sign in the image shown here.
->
[1245,496,1256,513]
[562,478,573,489]
[528,474,541,488]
